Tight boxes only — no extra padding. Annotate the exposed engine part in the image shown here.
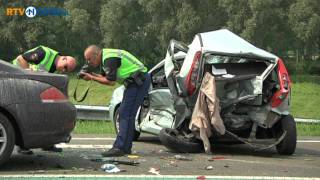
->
[223,113,252,130]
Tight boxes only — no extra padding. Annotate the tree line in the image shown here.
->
[0,0,319,74]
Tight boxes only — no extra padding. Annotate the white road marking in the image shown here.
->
[223,159,267,164]
[72,137,116,140]
[0,175,318,179]
[56,143,112,149]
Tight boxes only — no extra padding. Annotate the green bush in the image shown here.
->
[308,61,320,75]
[283,59,297,75]
[290,74,320,84]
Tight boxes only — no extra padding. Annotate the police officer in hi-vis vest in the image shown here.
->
[12,45,77,73]
[12,45,77,154]
[81,45,150,157]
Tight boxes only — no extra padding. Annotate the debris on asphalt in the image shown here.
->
[169,161,178,167]
[113,159,139,166]
[30,170,46,174]
[71,167,86,171]
[196,175,206,180]
[205,165,213,170]
[148,167,160,175]
[174,155,192,161]
[208,156,226,161]
[90,157,115,162]
[101,164,124,173]
[90,157,139,166]
[80,154,89,160]
[78,168,86,172]
[224,165,230,168]
[127,155,139,159]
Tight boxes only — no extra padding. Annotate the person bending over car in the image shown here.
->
[81,45,150,157]
[12,45,76,73]
[11,45,77,154]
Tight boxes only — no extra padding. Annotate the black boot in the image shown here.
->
[101,147,127,157]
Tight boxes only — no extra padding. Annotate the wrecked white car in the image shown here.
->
[109,29,296,155]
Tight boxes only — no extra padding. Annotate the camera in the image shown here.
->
[77,64,91,79]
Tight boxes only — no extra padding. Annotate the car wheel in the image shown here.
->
[113,107,141,141]
[276,114,297,155]
[0,113,15,166]
[159,128,203,153]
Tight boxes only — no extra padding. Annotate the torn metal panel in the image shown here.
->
[271,95,290,115]
[140,89,175,134]
[251,76,263,95]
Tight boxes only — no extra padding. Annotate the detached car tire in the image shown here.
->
[276,114,297,155]
[0,113,15,166]
[159,128,203,153]
[113,107,141,141]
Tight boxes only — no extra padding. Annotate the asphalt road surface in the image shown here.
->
[1,134,320,179]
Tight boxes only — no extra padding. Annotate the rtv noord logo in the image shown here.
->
[26,6,69,17]
[7,6,68,18]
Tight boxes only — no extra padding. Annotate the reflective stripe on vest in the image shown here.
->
[102,49,147,82]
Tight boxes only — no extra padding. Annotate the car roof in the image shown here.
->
[198,29,278,61]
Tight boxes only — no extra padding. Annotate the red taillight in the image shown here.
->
[271,59,291,107]
[185,51,202,95]
[40,87,67,103]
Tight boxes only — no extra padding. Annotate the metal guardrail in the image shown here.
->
[75,105,320,123]
[295,118,320,124]
[75,105,109,121]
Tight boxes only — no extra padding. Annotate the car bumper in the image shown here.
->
[8,102,76,148]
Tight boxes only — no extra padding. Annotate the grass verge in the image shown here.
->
[73,120,115,134]
[296,123,320,136]
[291,82,320,119]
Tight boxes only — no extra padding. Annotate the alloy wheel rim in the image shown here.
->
[0,123,8,155]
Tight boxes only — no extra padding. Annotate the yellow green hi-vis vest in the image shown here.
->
[102,48,147,83]
[12,45,58,72]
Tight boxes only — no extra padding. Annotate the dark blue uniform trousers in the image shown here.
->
[113,73,151,152]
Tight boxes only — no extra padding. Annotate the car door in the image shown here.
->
[139,62,176,134]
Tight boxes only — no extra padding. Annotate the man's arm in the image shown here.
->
[81,57,120,86]
[81,72,116,86]
[16,55,30,69]
[22,47,46,64]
